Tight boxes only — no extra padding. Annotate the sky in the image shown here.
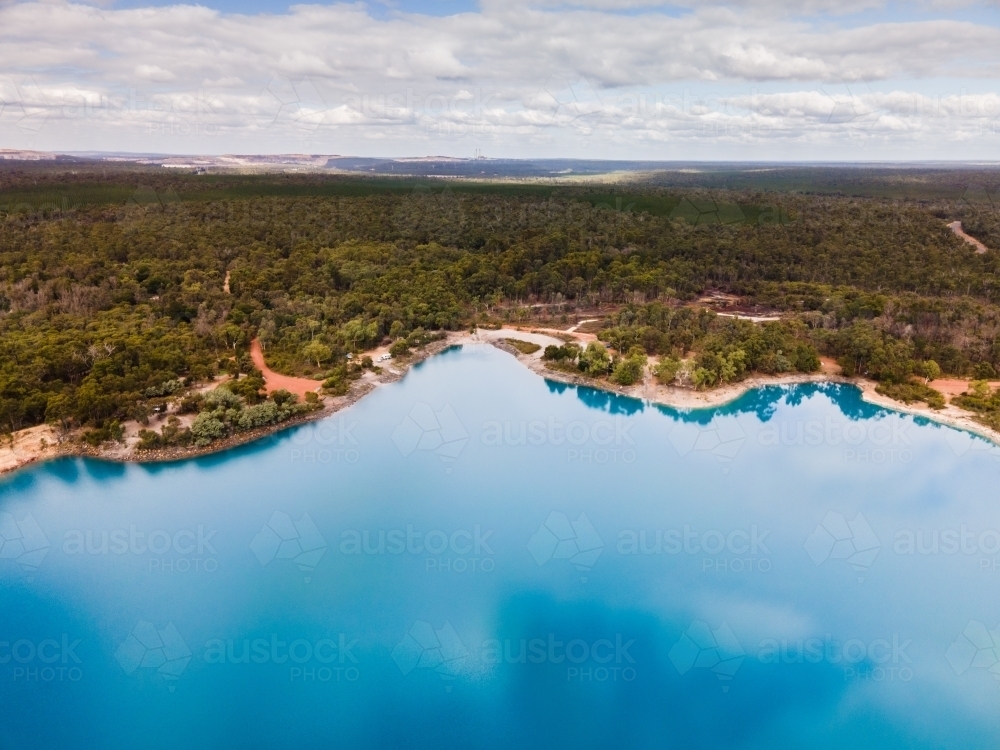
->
[1,0,1000,160]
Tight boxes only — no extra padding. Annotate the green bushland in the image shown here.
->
[2,163,999,441]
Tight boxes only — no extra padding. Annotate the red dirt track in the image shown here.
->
[250,339,322,400]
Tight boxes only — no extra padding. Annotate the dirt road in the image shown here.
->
[948,221,989,254]
[250,340,322,399]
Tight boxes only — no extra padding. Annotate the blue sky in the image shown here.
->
[112,0,482,16]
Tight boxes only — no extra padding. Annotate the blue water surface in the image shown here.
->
[3,344,1000,749]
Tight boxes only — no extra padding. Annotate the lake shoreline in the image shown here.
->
[0,337,450,478]
[480,327,1000,448]
[3,330,1000,478]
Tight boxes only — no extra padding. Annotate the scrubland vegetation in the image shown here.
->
[2,162,999,441]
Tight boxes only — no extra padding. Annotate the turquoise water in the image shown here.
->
[3,343,1000,749]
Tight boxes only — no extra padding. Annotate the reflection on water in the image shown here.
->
[2,344,1000,749]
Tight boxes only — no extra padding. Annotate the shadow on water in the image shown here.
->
[545,381,645,417]
[81,458,126,482]
[544,377,891,425]
[645,382,893,425]
[1,456,86,498]
[546,373,991,448]
[0,466,38,497]
[41,457,81,484]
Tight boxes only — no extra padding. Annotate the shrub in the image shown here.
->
[271,389,296,407]
[322,367,350,396]
[136,417,191,450]
[389,339,411,358]
[913,360,942,383]
[303,341,332,368]
[226,372,266,404]
[237,402,284,430]
[204,386,242,409]
[876,380,946,410]
[81,420,124,447]
[137,429,162,450]
[974,361,997,379]
[191,413,227,446]
[793,345,821,373]
[178,394,204,414]
[144,379,182,398]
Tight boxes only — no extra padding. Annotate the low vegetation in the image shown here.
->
[875,381,946,410]
[953,381,1000,429]
[504,338,542,355]
[136,382,320,450]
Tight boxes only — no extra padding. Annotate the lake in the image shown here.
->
[3,343,1000,749]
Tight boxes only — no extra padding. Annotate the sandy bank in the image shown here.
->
[4,329,1000,477]
[483,327,1000,446]
[0,337,451,477]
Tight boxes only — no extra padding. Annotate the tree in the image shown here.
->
[914,359,941,384]
[654,356,682,384]
[45,392,75,433]
[578,342,611,377]
[342,318,379,350]
[303,341,332,368]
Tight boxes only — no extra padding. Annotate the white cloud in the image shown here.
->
[135,64,176,82]
[0,0,998,157]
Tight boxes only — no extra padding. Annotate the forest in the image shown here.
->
[2,161,1000,441]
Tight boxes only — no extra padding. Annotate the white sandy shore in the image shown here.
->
[3,327,1000,477]
[481,327,1000,447]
